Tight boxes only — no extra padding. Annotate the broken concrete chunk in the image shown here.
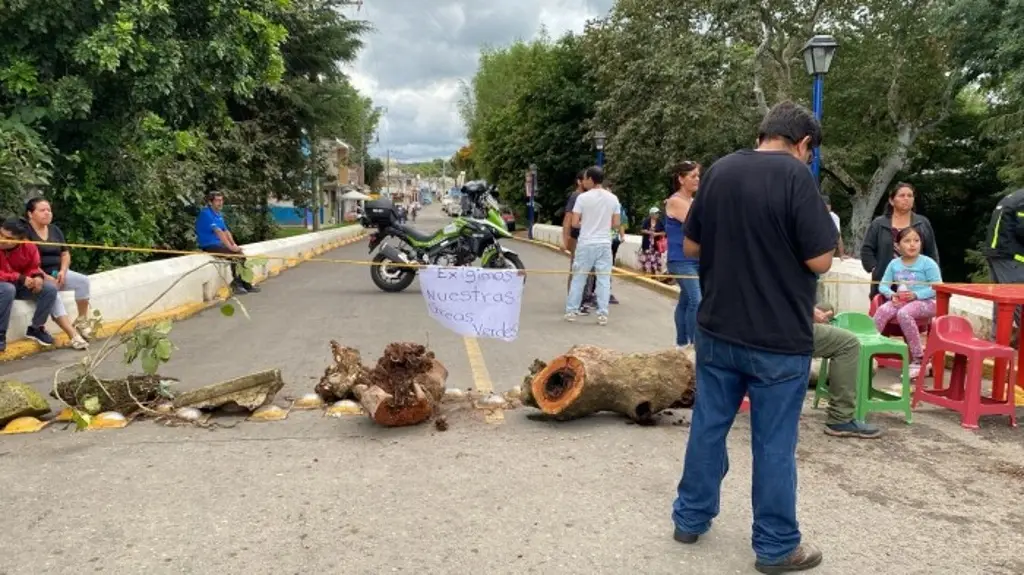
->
[0,381,51,426]
[172,370,284,412]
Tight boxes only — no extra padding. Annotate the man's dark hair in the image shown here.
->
[206,191,224,203]
[757,101,822,149]
[1,217,27,238]
[584,166,604,185]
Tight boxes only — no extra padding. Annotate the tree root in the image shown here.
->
[316,341,448,427]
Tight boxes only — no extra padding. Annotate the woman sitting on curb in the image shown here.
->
[23,199,90,349]
[0,218,87,351]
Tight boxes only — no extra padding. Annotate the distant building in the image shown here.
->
[269,138,366,227]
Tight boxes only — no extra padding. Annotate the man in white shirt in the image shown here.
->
[822,194,845,257]
[564,166,620,325]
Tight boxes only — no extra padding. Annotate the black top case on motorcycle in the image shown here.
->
[364,198,397,228]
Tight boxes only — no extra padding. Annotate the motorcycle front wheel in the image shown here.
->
[483,252,527,283]
[370,252,417,293]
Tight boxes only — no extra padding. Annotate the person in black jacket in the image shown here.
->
[983,188,1024,336]
[860,182,940,300]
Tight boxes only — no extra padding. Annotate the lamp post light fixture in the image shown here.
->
[801,34,838,182]
[593,131,606,168]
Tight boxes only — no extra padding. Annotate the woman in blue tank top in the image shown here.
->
[665,161,702,348]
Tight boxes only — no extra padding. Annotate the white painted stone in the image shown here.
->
[476,393,506,408]
[174,407,203,421]
[443,388,465,401]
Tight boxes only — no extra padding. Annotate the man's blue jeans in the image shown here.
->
[566,242,613,315]
[671,329,810,563]
[667,260,701,346]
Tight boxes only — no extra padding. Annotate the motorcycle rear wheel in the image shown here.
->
[370,252,417,293]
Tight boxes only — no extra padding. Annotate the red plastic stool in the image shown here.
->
[914,315,1018,429]
[870,294,932,371]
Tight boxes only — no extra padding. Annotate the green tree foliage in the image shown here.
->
[449,145,478,181]
[583,0,760,221]
[460,0,1016,280]
[460,32,599,223]
[0,0,376,272]
[364,157,385,192]
[583,0,968,244]
[947,0,1024,187]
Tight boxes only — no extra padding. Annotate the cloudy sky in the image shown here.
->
[343,0,615,162]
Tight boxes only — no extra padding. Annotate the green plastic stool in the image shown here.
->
[812,312,913,424]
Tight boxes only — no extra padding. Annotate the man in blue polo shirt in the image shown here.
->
[196,192,260,294]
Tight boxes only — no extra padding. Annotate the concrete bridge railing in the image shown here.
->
[3,225,365,359]
[529,223,994,337]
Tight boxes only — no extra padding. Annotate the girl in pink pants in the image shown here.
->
[874,227,943,377]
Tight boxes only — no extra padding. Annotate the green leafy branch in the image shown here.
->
[123,319,175,375]
[52,255,263,430]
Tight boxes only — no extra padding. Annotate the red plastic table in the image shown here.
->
[932,283,1024,402]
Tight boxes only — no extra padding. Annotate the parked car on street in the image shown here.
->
[442,199,461,217]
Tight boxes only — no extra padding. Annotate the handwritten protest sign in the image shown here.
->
[419,266,525,341]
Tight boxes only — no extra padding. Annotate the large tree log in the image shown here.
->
[53,374,175,415]
[317,342,447,427]
[172,369,284,411]
[528,345,694,423]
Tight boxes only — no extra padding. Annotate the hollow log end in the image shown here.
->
[369,399,435,427]
[530,355,586,416]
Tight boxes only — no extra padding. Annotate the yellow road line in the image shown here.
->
[463,336,493,393]
[463,336,504,423]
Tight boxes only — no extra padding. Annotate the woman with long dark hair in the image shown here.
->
[860,182,940,300]
[665,161,702,349]
[23,197,90,349]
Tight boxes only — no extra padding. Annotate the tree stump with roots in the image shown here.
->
[315,340,447,427]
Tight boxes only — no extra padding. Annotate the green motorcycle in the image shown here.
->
[361,181,525,293]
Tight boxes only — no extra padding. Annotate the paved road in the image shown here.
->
[1,206,1022,574]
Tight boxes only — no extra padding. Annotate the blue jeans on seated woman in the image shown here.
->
[667,260,701,346]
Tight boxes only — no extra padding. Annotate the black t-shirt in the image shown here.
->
[684,149,838,354]
[26,223,68,275]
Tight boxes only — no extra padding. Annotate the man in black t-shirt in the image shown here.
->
[670,102,836,573]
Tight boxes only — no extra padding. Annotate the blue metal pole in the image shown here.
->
[810,73,824,182]
[527,194,535,239]
[596,150,605,168]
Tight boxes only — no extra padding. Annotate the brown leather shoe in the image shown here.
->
[754,543,823,573]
